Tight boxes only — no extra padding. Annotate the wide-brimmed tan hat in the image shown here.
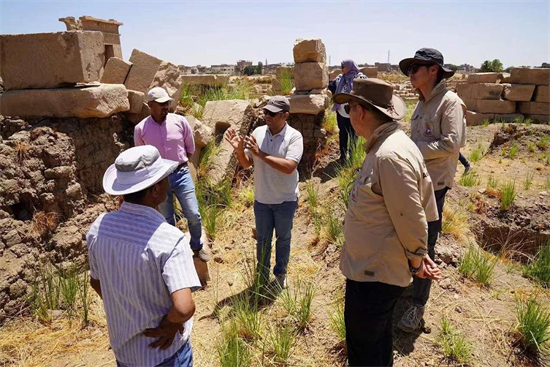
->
[333,78,406,120]
[103,145,178,196]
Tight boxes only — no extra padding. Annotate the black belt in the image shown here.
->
[176,162,188,171]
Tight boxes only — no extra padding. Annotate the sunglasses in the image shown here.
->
[408,63,431,75]
[344,103,360,114]
[264,110,280,117]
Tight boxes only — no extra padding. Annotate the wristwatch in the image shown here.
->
[409,263,421,275]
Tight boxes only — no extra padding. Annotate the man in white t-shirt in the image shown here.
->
[225,96,303,289]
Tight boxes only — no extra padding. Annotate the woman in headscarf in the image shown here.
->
[328,59,368,163]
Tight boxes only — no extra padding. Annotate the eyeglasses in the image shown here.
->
[408,63,430,75]
[263,110,280,117]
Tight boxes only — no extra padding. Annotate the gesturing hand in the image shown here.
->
[244,135,260,157]
[143,315,184,350]
[416,255,442,281]
[225,128,244,152]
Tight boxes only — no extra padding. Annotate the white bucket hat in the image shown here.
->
[103,145,178,196]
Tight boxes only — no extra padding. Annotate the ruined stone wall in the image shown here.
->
[287,112,326,173]
[458,69,550,126]
[0,115,133,323]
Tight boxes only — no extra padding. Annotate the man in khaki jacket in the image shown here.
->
[333,78,441,367]
[398,48,466,332]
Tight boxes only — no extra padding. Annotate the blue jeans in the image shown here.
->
[158,166,203,251]
[115,341,193,367]
[254,200,298,284]
[157,341,193,367]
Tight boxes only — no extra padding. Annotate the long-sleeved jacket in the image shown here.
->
[340,123,438,287]
[410,80,467,191]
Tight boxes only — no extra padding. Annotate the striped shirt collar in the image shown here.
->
[119,201,166,221]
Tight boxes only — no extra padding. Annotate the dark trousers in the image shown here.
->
[458,152,470,168]
[345,280,405,367]
[337,113,357,160]
[412,187,448,306]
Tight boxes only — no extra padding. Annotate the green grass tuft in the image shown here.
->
[500,180,516,211]
[515,295,550,355]
[523,242,550,288]
[459,244,497,286]
[437,316,473,364]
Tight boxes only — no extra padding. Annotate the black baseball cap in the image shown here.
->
[399,48,455,78]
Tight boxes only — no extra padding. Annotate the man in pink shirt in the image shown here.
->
[134,87,209,262]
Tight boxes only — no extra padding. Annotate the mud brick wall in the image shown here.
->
[0,114,133,324]
[287,111,327,173]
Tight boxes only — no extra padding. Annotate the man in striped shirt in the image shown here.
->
[87,145,201,366]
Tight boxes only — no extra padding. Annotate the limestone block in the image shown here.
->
[127,90,145,114]
[476,100,516,114]
[461,98,478,112]
[525,114,550,124]
[125,50,183,110]
[494,113,524,123]
[0,84,129,118]
[100,57,132,84]
[534,86,550,103]
[0,31,105,90]
[502,84,536,101]
[289,94,328,115]
[329,69,342,81]
[466,111,494,126]
[500,73,511,83]
[125,49,163,93]
[519,102,550,115]
[201,100,254,186]
[510,68,550,85]
[294,62,328,91]
[360,67,378,78]
[473,83,504,100]
[184,116,213,148]
[456,83,475,99]
[125,102,150,124]
[467,73,499,83]
[151,61,184,110]
[181,75,230,87]
[293,39,326,63]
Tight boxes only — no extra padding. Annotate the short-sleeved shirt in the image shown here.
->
[134,113,195,164]
[86,202,201,367]
[245,124,303,204]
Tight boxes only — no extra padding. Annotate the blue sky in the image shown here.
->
[1,0,548,68]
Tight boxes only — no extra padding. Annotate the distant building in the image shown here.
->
[236,60,253,74]
[196,65,210,74]
[211,64,236,74]
[178,65,193,75]
[375,62,393,72]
